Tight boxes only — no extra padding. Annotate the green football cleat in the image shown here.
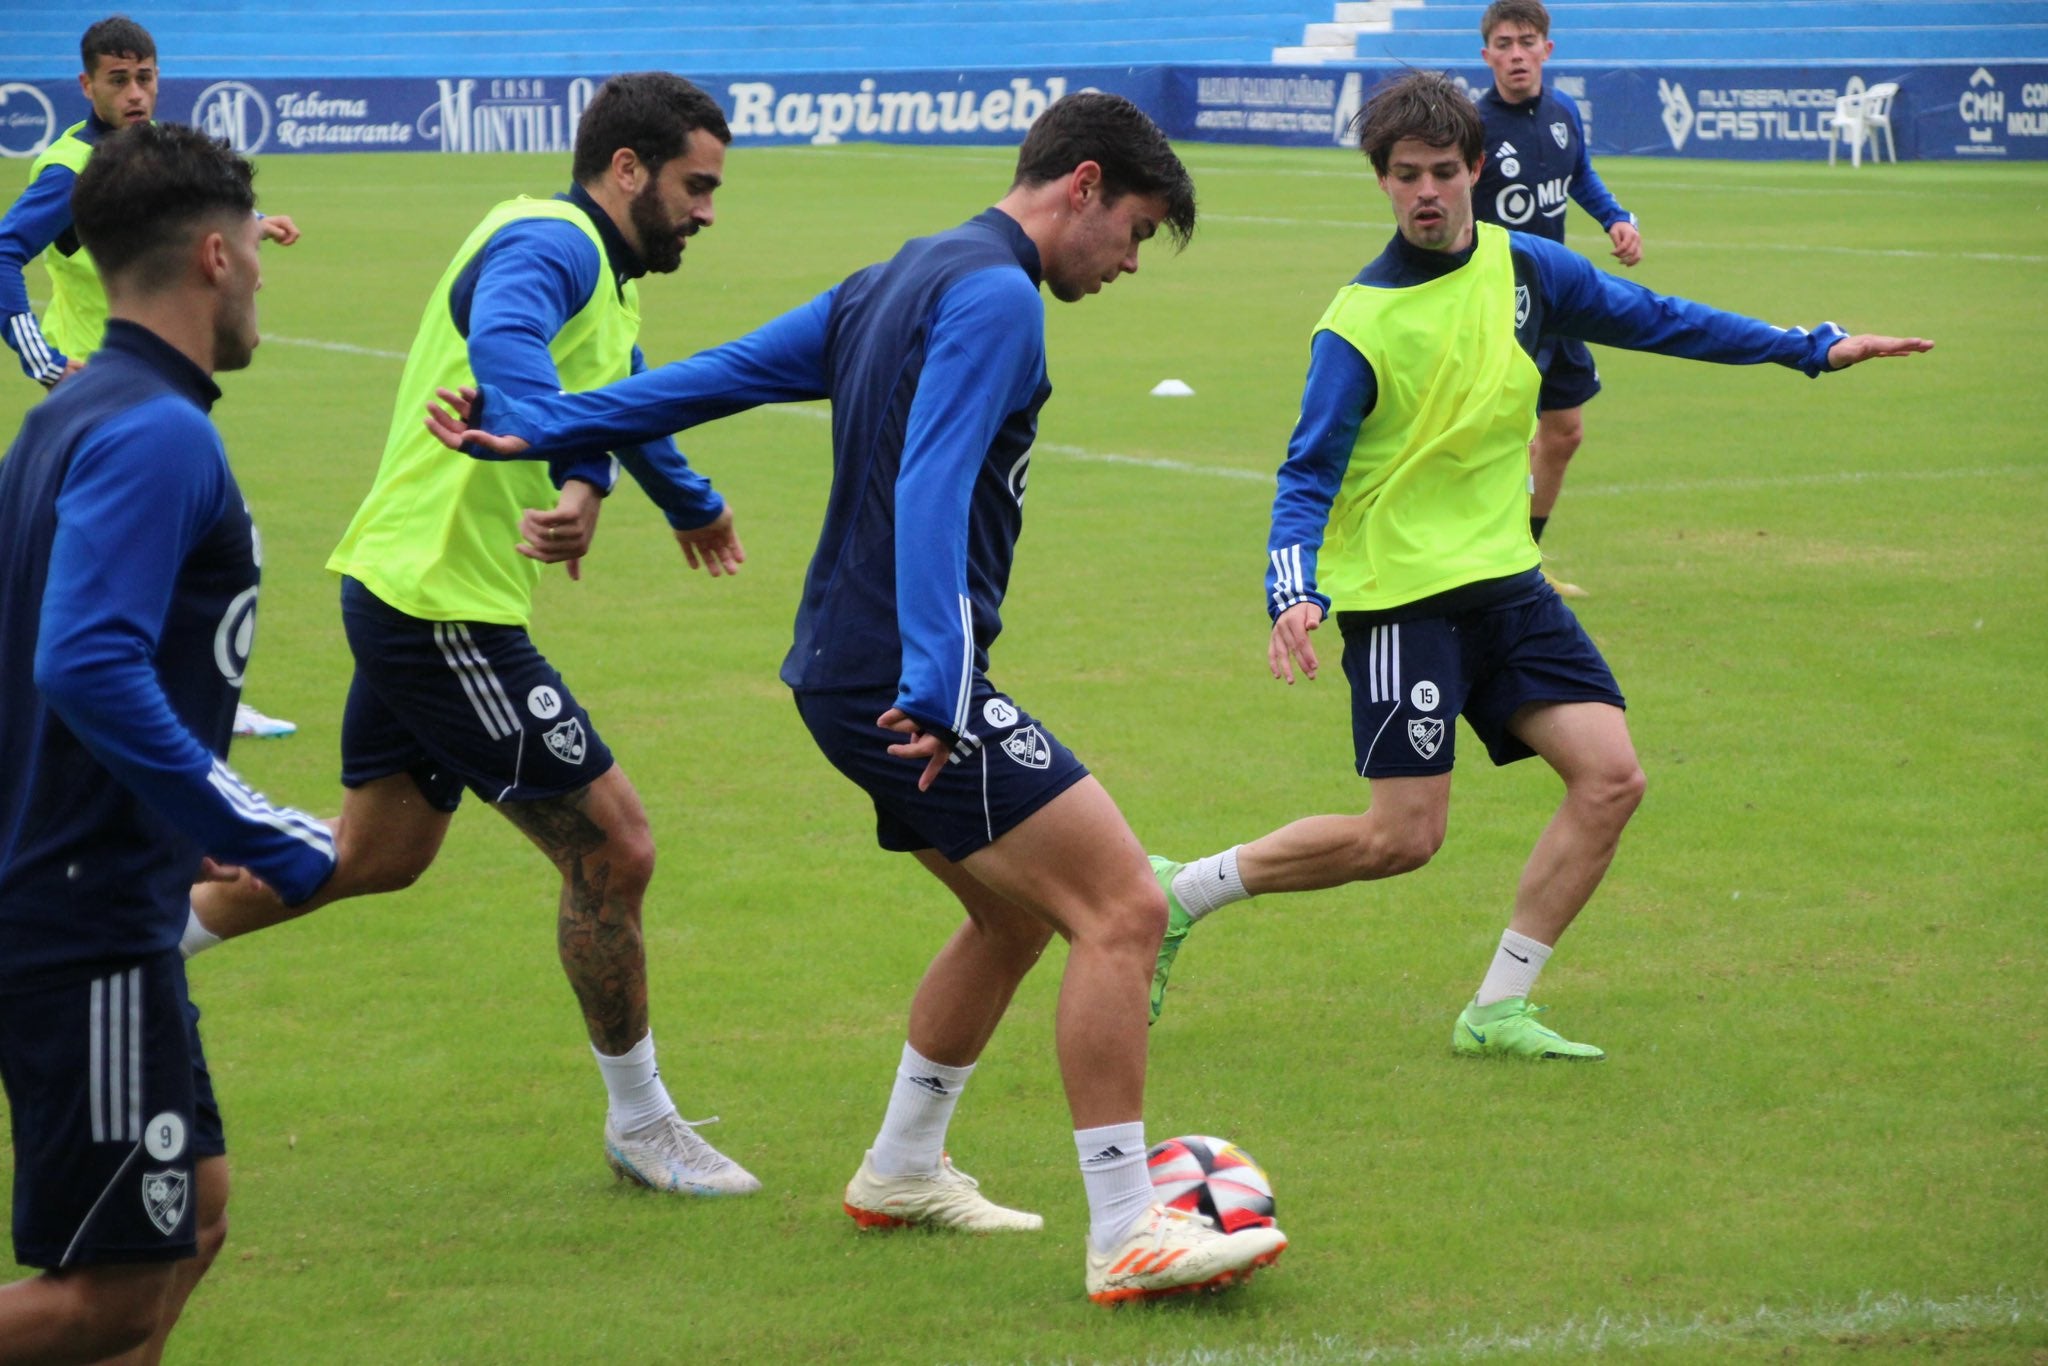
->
[1452,997,1605,1060]
[1147,856,1195,1025]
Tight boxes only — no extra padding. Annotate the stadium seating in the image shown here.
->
[3,0,2037,77]
[1,3,1333,78]
[1279,0,2047,65]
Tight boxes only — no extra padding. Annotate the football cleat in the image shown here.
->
[232,702,297,738]
[1453,997,1605,1060]
[843,1150,1043,1232]
[605,1114,762,1195]
[1086,1203,1287,1305]
[1147,856,1195,1025]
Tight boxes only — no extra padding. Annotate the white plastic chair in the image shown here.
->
[1825,82,1900,167]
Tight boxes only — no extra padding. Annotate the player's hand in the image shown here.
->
[877,708,952,792]
[1826,334,1934,369]
[1608,221,1642,267]
[674,506,744,577]
[425,386,532,457]
[519,478,602,578]
[259,214,302,246]
[1269,602,1324,684]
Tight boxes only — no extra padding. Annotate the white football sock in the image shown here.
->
[1076,1121,1153,1253]
[1171,846,1248,921]
[593,1031,677,1135]
[179,905,222,960]
[869,1042,974,1178]
[1475,929,1552,1007]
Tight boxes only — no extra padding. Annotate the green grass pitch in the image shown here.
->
[1,144,2044,1363]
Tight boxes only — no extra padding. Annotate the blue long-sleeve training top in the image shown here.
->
[0,321,335,983]
[452,183,724,526]
[1474,86,1632,242]
[465,207,1052,742]
[1265,229,1847,621]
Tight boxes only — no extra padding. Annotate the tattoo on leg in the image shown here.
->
[502,789,650,1055]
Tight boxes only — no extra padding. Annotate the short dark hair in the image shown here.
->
[80,15,155,72]
[572,72,731,184]
[1480,0,1550,42]
[72,123,255,290]
[1354,71,1485,175]
[1013,92,1197,250]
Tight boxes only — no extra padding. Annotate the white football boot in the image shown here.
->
[1085,1203,1287,1305]
[843,1150,1043,1232]
[604,1114,761,1196]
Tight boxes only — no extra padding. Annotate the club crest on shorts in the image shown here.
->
[142,1169,188,1236]
[1514,284,1531,329]
[1408,717,1445,760]
[1551,120,1570,149]
[544,718,587,765]
[1001,725,1051,770]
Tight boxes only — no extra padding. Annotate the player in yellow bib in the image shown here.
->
[186,74,760,1194]
[1149,73,1929,1056]
[1,17,301,388]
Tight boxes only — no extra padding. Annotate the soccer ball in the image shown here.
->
[1146,1135,1276,1233]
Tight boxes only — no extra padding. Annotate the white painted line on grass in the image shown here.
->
[1011,1288,2046,1365]
[266,333,409,360]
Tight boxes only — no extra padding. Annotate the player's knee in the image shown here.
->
[605,825,657,897]
[56,1269,170,1357]
[1099,875,1169,955]
[1353,814,1444,877]
[194,1204,228,1274]
[1577,762,1646,828]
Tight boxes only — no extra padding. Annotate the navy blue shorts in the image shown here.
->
[0,951,220,1268]
[1337,582,1624,778]
[340,577,615,811]
[1534,335,1602,412]
[794,682,1090,863]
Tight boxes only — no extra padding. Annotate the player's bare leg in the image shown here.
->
[1231,773,1454,893]
[1531,406,1588,597]
[1504,700,1644,946]
[0,1263,176,1366]
[187,773,451,942]
[498,764,758,1195]
[905,853,1056,1067]
[843,855,1054,1232]
[99,1155,227,1366]
[946,777,1287,1298]
[1454,700,1642,1061]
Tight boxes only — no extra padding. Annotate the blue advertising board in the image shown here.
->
[1,62,2041,161]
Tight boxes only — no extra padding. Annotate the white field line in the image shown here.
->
[997,1288,2047,1366]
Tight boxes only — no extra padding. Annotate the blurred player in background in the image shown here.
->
[0,14,305,742]
[0,123,334,1366]
[1148,72,1929,1058]
[426,93,1291,1305]
[183,73,759,1198]
[1473,0,1640,595]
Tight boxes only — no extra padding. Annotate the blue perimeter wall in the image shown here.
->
[1,63,2042,162]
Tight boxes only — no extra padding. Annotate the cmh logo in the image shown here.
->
[1960,67,2002,144]
[193,81,270,153]
[0,83,57,158]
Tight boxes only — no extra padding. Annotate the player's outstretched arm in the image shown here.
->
[1826,334,1934,368]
